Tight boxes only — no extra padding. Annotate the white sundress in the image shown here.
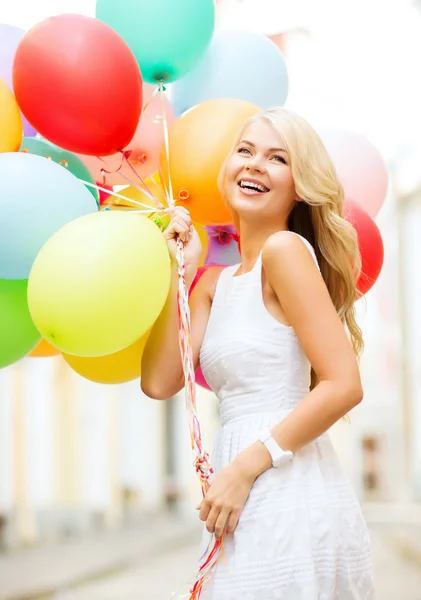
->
[198,233,375,600]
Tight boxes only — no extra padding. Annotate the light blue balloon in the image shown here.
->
[0,152,98,279]
[171,30,289,116]
[96,0,215,84]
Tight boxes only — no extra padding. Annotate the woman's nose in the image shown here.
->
[246,156,264,172]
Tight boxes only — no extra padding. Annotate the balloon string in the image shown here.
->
[96,155,159,203]
[159,85,175,206]
[158,86,224,600]
[120,151,165,210]
[78,179,158,211]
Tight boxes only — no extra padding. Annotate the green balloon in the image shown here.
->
[20,137,99,206]
[96,0,215,84]
[0,279,41,368]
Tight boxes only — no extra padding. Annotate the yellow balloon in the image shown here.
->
[0,77,23,153]
[195,224,209,266]
[109,173,209,264]
[63,331,149,384]
[28,211,170,357]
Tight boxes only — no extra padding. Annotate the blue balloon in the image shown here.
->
[96,0,215,84]
[171,30,289,116]
[0,152,98,279]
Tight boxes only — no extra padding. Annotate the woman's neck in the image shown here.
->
[237,219,289,273]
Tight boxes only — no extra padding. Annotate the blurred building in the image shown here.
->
[0,356,219,550]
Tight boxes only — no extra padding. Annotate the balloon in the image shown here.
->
[28,338,60,358]
[78,85,175,186]
[104,173,209,265]
[0,24,36,136]
[343,199,384,296]
[108,172,168,211]
[13,14,142,156]
[0,152,98,280]
[206,226,241,266]
[196,367,212,391]
[20,137,99,204]
[0,77,23,152]
[96,0,215,84]
[28,211,171,357]
[63,331,149,384]
[0,279,41,368]
[320,129,388,218]
[159,98,262,225]
[172,31,288,116]
[98,184,114,206]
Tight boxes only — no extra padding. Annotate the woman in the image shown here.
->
[141,107,374,599]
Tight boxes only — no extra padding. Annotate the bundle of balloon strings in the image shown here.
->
[174,237,225,599]
[88,82,225,597]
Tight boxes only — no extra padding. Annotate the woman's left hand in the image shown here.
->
[198,461,256,539]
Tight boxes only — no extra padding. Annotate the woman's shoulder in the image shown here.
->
[192,265,228,303]
[262,231,319,272]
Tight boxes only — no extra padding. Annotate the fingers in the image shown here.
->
[204,505,220,536]
[214,509,231,540]
[199,499,233,539]
[226,508,241,535]
[165,206,192,243]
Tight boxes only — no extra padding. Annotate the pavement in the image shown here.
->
[0,513,202,600]
[1,503,421,600]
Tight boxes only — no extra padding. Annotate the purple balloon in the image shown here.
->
[0,24,36,137]
[205,225,241,266]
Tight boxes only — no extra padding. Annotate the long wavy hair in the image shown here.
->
[218,107,363,385]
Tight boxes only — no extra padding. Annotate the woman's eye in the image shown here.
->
[237,147,251,155]
[272,155,287,164]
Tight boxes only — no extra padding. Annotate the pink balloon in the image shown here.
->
[319,129,388,218]
[196,367,212,391]
[78,84,175,186]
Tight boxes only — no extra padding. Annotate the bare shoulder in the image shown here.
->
[262,231,317,277]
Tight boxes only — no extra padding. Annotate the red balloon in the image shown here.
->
[98,184,113,205]
[13,15,142,156]
[343,199,384,296]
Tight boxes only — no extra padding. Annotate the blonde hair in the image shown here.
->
[218,107,363,384]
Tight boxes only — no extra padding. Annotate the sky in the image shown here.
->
[1,0,420,189]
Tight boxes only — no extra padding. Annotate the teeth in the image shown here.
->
[239,180,268,192]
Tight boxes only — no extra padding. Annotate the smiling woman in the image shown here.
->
[141,106,374,600]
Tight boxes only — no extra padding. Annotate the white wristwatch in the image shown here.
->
[259,430,293,468]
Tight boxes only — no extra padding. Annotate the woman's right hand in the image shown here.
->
[163,206,203,273]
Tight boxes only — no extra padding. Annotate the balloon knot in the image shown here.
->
[179,190,190,201]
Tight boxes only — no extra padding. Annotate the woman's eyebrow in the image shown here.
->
[240,140,288,153]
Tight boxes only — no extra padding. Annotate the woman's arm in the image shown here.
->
[236,230,363,477]
[141,264,223,400]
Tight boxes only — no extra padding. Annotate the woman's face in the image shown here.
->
[224,119,297,224]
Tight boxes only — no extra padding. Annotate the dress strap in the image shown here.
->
[212,264,238,304]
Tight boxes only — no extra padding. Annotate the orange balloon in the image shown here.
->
[106,173,209,264]
[159,98,262,225]
[29,338,61,357]
[0,77,23,153]
[62,331,149,384]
